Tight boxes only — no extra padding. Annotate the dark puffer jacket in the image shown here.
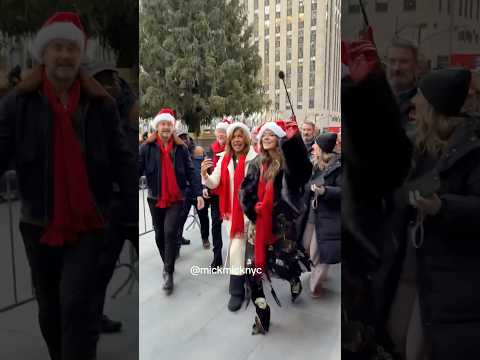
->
[394,115,480,360]
[299,156,342,264]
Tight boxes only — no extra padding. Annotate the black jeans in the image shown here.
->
[206,195,223,261]
[147,198,182,274]
[20,222,103,360]
[94,196,139,328]
[176,197,210,244]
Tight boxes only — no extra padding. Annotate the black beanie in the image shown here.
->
[419,68,471,116]
[315,133,337,153]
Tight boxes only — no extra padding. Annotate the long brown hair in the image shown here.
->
[258,133,283,181]
[415,103,461,157]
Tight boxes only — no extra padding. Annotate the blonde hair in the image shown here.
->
[225,127,251,156]
[313,148,334,170]
[415,102,462,157]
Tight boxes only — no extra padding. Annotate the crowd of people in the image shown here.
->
[341,32,480,360]
[139,108,342,334]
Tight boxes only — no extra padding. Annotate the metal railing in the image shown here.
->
[0,170,36,314]
[139,176,154,236]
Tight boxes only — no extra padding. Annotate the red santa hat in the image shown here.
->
[31,12,87,63]
[257,121,287,140]
[151,108,176,129]
[215,116,232,132]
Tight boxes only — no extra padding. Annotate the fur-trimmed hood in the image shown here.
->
[15,65,113,101]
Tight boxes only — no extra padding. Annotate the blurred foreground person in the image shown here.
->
[0,12,136,360]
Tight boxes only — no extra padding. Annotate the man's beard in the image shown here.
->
[51,64,78,82]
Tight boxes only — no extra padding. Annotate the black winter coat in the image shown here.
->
[240,133,312,239]
[394,115,480,359]
[0,68,137,225]
[138,136,202,201]
[299,157,342,264]
[341,70,413,352]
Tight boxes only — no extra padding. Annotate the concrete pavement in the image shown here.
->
[139,209,341,360]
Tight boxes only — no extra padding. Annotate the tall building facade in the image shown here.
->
[342,0,480,70]
[242,0,341,130]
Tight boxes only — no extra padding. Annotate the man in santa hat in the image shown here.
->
[139,108,203,294]
[0,12,137,360]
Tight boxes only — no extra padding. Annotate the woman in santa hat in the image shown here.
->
[239,120,312,334]
[200,122,257,312]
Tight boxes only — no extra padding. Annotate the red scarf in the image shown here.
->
[41,72,104,247]
[210,140,225,168]
[209,140,225,196]
[156,135,183,208]
[254,164,277,271]
[218,152,246,239]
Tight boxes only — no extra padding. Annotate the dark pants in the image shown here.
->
[147,198,182,274]
[94,197,139,327]
[206,195,223,262]
[20,222,103,360]
[176,197,210,245]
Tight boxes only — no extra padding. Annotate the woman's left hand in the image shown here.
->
[410,191,442,216]
[311,184,326,195]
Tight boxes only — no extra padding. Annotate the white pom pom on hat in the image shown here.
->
[30,12,87,63]
[151,108,176,130]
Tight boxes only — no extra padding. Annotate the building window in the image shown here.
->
[254,0,259,10]
[299,0,305,13]
[376,0,388,12]
[287,63,291,77]
[311,16,317,26]
[287,36,292,48]
[297,88,303,109]
[276,0,281,3]
[287,48,292,60]
[437,55,449,68]
[275,48,280,62]
[287,22,292,31]
[275,36,280,47]
[310,60,315,72]
[265,13,269,21]
[470,0,474,17]
[265,26,270,35]
[287,7,292,15]
[438,0,442,12]
[310,42,316,56]
[276,24,280,33]
[276,11,281,18]
[404,0,416,11]
[286,76,291,87]
[265,0,269,5]
[298,44,304,58]
[309,72,315,86]
[477,0,480,20]
[312,3,317,11]
[299,19,304,29]
[309,88,315,108]
[459,0,463,16]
